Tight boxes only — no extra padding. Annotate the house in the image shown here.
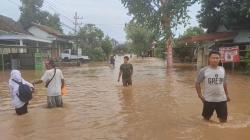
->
[0,15,51,70]
[178,25,250,69]
[28,23,73,59]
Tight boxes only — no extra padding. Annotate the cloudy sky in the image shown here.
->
[1,0,200,43]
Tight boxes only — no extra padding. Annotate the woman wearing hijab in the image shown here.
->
[9,70,34,115]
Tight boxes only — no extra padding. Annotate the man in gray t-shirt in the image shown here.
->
[195,51,230,123]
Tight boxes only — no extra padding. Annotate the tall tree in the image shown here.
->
[19,0,63,32]
[38,12,63,32]
[19,0,43,28]
[101,36,113,59]
[125,22,155,56]
[198,0,250,33]
[78,24,104,48]
[182,26,204,37]
[78,24,107,61]
[121,0,197,66]
[110,38,119,48]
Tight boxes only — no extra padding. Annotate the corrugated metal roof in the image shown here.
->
[31,23,64,36]
[0,35,52,43]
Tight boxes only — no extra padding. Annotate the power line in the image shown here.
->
[42,1,78,32]
[42,0,74,23]
[45,0,68,12]
[7,0,19,7]
[43,0,86,33]
[6,0,126,33]
[7,0,74,33]
[46,0,66,10]
[43,0,127,26]
[60,22,75,32]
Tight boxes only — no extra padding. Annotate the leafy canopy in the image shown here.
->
[125,22,155,55]
[121,0,198,39]
[198,0,250,32]
[78,24,114,60]
[19,0,63,32]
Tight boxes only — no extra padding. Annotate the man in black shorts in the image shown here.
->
[118,56,133,86]
[195,51,230,123]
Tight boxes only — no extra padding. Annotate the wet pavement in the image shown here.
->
[0,56,250,140]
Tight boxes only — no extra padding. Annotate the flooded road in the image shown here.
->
[0,56,250,140]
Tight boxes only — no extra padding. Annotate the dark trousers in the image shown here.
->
[202,101,228,121]
[15,102,29,115]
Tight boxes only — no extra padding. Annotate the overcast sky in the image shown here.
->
[1,0,200,43]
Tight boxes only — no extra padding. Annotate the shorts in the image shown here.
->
[122,78,132,86]
[15,102,29,115]
[202,101,228,121]
[47,96,63,108]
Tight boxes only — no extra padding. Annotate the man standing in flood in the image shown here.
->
[110,55,115,68]
[195,51,230,123]
[118,56,133,87]
[33,59,65,108]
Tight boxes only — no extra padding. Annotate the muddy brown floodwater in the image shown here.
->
[0,56,250,140]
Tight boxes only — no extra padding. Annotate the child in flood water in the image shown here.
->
[9,70,34,115]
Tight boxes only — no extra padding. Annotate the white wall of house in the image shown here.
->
[234,30,250,43]
[28,26,56,41]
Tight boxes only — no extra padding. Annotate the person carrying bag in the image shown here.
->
[9,70,34,115]
[33,59,65,108]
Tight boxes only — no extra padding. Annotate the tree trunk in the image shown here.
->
[160,0,173,67]
[163,16,173,67]
[166,37,173,67]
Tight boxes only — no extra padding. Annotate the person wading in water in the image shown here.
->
[33,59,65,108]
[195,51,230,123]
[118,56,133,87]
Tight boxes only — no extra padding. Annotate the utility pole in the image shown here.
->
[74,12,83,35]
[73,12,83,65]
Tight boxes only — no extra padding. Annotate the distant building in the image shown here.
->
[178,25,250,69]
[0,15,51,70]
[28,23,73,59]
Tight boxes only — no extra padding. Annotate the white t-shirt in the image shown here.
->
[196,66,227,102]
[41,68,64,96]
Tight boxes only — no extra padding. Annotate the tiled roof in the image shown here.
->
[0,15,26,34]
[179,32,238,44]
